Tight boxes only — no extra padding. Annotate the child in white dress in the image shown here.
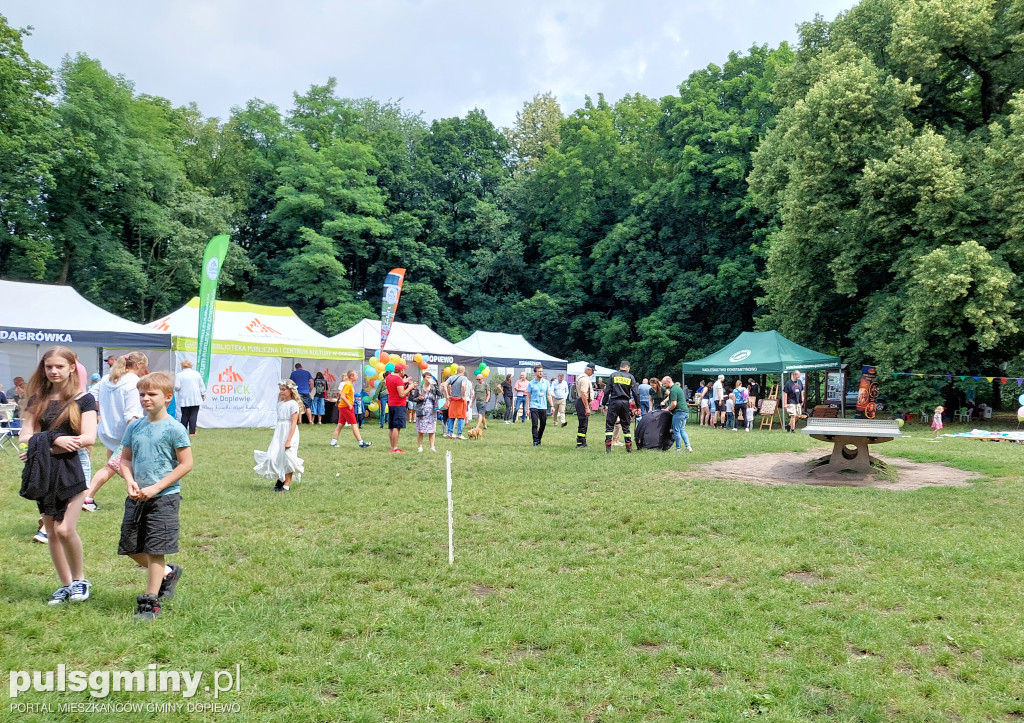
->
[254,380,304,491]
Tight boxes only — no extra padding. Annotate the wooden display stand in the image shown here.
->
[759,384,782,430]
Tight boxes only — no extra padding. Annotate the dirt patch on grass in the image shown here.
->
[681,450,977,490]
[508,647,542,663]
[785,571,824,585]
[470,583,496,599]
[634,642,666,653]
[848,645,880,660]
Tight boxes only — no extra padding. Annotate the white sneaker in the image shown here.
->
[68,579,91,602]
[686,446,693,453]
[329,439,338,447]
[430,447,437,452]
[417,447,423,453]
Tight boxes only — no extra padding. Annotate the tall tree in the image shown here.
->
[504,91,562,177]
[0,16,60,279]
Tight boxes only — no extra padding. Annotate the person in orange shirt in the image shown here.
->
[330,370,371,449]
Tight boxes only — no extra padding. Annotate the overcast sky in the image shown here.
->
[5,0,856,128]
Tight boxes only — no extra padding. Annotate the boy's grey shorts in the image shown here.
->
[118,493,180,556]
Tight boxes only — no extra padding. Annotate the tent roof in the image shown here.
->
[329,319,474,362]
[149,298,361,360]
[456,331,567,369]
[0,280,170,348]
[682,330,840,375]
[567,360,616,377]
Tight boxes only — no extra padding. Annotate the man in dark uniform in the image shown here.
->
[574,362,596,448]
[601,360,642,453]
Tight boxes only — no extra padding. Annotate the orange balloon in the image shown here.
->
[379,351,390,364]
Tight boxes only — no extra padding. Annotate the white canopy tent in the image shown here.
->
[145,298,362,428]
[330,319,479,381]
[0,280,170,385]
[567,361,615,378]
[456,331,567,379]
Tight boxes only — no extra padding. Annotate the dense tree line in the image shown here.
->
[2,2,1023,407]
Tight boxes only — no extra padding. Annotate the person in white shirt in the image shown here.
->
[174,360,207,436]
[712,375,726,428]
[83,352,148,512]
[550,373,569,427]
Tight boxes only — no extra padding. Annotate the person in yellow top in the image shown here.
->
[330,370,371,449]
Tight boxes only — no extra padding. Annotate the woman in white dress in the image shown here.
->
[254,380,304,492]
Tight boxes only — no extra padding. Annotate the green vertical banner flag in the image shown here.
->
[197,234,230,386]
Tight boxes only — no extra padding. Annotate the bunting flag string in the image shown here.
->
[888,372,1023,386]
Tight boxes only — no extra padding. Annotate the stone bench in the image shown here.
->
[801,418,902,473]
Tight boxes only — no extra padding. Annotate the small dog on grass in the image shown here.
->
[467,428,484,440]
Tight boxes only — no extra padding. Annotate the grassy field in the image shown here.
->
[2,414,1024,722]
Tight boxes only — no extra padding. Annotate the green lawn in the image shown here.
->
[2,416,1024,722]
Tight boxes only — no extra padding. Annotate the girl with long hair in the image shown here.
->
[18,346,98,604]
[82,352,148,511]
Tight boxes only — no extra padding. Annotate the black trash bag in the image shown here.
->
[634,410,674,451]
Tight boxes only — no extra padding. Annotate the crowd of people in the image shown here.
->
[8,340,817,619]
[692,375,763,431]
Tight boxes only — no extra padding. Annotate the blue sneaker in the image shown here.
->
[48,585,71,606]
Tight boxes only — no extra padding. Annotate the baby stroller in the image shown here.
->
[634,409,674,451]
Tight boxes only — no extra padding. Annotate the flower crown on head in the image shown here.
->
[279,379,298,391]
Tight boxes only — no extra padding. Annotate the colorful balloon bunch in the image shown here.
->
[473,362,490,379]
[367,350,408,383]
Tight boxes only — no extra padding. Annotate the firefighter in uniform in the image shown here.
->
[601,360,642,453]
[574,362,596,448]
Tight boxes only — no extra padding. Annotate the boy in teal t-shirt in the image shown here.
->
[118,371,193,621]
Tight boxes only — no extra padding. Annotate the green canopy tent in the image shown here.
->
[682,331,842,422]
